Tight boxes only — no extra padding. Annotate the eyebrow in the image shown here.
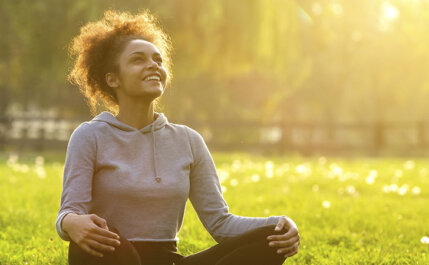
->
[129,51,161,57]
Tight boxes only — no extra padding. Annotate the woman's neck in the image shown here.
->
[116,99,156,130]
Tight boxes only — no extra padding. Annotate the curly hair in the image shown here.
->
[68,9,173,116]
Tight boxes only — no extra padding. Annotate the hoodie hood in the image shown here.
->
[92,111,168,133]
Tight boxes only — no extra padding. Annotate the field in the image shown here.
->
[0,151,428,264]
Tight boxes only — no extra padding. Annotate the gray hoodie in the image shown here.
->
[56,111,284,243]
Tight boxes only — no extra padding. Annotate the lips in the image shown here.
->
[143,72,162,81]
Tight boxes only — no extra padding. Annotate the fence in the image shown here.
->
[192,121,428,155]
[0,115,427,155]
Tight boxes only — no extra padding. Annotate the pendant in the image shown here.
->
[155,177,162,183]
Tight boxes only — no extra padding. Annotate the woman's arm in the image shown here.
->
[56,123,96,240]
[185,126,287,243]
[56,123,120,257]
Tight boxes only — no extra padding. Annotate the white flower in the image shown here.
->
[398,185,408,196]
[265,161,274,171]
[421,236,429,244]
[231,160,242,171]
[369,169,378,178]
[330,164,343,177]
[230,178,239,187]
[296,164,311,177]
[13,164,29,173]
[322,200,331,208]
[346,185,356,195]
[218,169,230,182]
[382,185,390,193]
[366,169,378,183]
[365,176,376,184]
[265,169,274,178]
[404,160,415,170]
[251,174,260,182]
[412,186,421,195]
[36,167,46,179]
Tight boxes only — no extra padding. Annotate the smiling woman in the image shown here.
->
[105,39,168,114]
[67,10,173,116]
[57,9,299,265]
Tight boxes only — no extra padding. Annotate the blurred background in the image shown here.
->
[1,0,429,156]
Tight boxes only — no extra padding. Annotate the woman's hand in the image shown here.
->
[62,213,121,258]
[266,216,300,258]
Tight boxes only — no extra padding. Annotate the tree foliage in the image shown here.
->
[1,0,428,122]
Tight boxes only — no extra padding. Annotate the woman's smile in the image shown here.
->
[114,39,168,98]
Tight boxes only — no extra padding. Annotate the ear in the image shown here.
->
[105,72,120,88]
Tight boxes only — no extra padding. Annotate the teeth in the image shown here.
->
[145,75,161,81]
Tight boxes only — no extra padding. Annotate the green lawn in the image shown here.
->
[0,151,428,264]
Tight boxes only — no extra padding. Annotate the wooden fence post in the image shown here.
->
[418,121,425,147]
[374,121,384,154]
[281,122,290,154]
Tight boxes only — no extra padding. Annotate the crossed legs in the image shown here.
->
[68,224,287,265]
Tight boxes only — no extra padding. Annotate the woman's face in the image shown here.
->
[109,39,168,101]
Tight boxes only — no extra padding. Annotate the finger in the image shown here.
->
[275,241,300,254]
[284,247,299,258]
[81,244,104,258]
[87,239,116,252]
[90,214,109,230]
[91,224,120,240]
[268,236,299,248]
[89,233,121,247]
[267,228,299,241]
[274,218,287,232]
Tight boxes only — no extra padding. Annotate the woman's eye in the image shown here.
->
[132,57,144,63]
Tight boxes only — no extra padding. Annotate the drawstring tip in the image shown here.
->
[155,177,162,183]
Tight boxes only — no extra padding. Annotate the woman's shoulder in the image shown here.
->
[167,122,202,140]
[71,114,114,135]
[68,121,99,142]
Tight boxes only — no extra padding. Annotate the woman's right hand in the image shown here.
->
[62,213,121,258]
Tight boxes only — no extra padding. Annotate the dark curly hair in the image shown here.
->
[68,9,173,116]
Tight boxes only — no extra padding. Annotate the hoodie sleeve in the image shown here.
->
[185,126,285,243]
[55,123,97,241]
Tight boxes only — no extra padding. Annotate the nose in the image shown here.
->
[146,59,159,70]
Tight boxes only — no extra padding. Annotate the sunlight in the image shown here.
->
[331,2,343,16]
[382,1,399,20]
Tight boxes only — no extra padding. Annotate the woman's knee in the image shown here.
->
[248,224,284,240]
[247,225,288,260]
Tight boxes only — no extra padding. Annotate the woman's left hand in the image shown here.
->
[266,216,300,258]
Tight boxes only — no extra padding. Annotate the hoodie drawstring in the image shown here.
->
[152,125,162,183]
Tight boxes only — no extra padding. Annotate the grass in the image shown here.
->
[0,151,428,264]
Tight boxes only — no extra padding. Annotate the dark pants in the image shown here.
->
[69,224,287,265]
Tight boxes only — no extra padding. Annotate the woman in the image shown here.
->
[56,10,300,265]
